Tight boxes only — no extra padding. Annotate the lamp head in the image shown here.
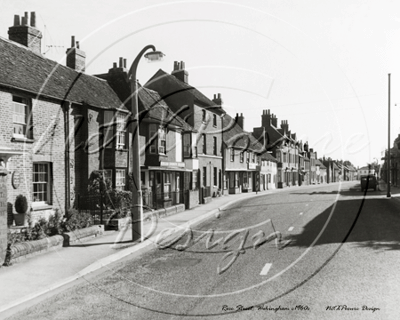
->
[144,50,165,62]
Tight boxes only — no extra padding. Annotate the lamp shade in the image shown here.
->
[144,51,165,62]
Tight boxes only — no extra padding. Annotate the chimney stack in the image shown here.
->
[66,36,86,72]
[261,109,272,127]
[235,113,245,129]
[171,60,189,83]
[271,114,277,127]
[281,120,289,133]
[108,57,127,73]
[8,11,42,54]
[212,93,223,108]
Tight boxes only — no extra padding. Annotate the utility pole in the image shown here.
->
[387,73,391,198]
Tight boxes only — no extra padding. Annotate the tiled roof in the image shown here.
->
[332,162,340,170]
[222,114,264,152]
[347,165,357,171]
[0,36,125,110]
[137,84,193,131]
[261,152,278,162]
[146,69,226,115]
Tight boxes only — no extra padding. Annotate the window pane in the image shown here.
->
[33,163,51,203]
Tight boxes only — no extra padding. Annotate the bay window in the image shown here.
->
[149,124,166,154]
[183,133,191,158]
[158,127,166,154]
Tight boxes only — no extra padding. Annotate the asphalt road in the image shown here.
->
[9,182,400,320]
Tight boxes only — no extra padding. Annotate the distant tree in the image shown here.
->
[343,160,353,167]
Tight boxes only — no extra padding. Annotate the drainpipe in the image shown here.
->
[63,101,71,213]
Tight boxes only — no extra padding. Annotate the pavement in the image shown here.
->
[0,179,397,318]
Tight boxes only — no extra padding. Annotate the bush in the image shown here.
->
[105,189,132,218]
[26,217,49,240]
[7,208,95,245]
[63,209,93,232]
[7,229,25,246]
[15,194,28,214]
[47,209,64,235]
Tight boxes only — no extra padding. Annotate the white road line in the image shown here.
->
[288,226,294,232]
[260,263,272,276]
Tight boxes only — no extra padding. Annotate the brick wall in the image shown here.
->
[0,89,66,222]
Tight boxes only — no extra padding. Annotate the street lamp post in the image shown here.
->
[387,73,391,198]
[128,45,164,241]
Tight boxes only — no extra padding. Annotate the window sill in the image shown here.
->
[11,136,34,143]
[31,204,53,211]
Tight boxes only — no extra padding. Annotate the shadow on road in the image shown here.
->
[285,197,400,252]
[290,183,380,196]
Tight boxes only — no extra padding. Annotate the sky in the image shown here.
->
[1,0,400,168]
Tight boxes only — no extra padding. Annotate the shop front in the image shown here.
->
[143,162,192,210]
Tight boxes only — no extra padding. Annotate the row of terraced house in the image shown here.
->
[0,11,358,245]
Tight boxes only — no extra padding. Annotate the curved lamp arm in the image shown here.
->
[128,45,156,82]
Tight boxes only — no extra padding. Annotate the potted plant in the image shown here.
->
[14,194,28,226]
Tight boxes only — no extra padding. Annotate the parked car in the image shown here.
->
[360,175,377,192]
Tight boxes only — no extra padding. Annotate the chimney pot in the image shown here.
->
[119,57,123,68]
[30,12,36,27]
[76,41,80,49]
[71,36,75,48]
[218,93,221,99]
[24,12,28,25]
[113,62,117,68]
[13,15,20,26]
[181,61,185,69]
[123,58,127,68]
